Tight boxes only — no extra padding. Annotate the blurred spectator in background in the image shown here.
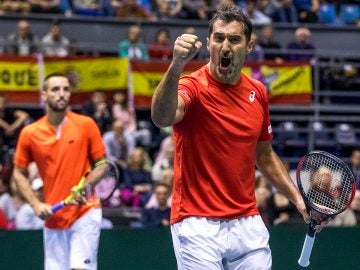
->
[118,25,149,60]
[82,90,113,134]
[151,0,184,20]
[246,31,264,62]
[29,0,61,13]
[276,0,298,23]
[41,21,71,57]
[14,178,44,230]
[103,119,136,169]
[111,91,152,149]
[351,149,360,189]
[146,168,173,208]
[0,0,30,14]
[72,0,107,15]
[209,0,236,16]
[139,182,171,228]
[286,26,315,62]
[244,0,272,25]
[148,27,173,60]
[255,175,272,227]
[0,95,30,151]
[120,147,153,207]
[350,190,360,223]
[0,208,7,229]
[257,0,281,21]
[181,0,209,20]
[6,19,40,55]
[293,0,319,23]
[151,138,174,182]
[0,172,16,228]
[112,0,156,20]
[258,24,283,62]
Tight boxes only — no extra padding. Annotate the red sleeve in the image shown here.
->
[259,84,273,142]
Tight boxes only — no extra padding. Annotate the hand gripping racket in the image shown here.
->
[51,160,121,212]
[296,151,356,267]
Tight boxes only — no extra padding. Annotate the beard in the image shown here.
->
[47,99,69,112]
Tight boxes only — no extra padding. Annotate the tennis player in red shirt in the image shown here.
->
[152,5,312,270]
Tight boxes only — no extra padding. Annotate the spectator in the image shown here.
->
[6,19,40,55]
[29,0,62,13]
[276,0,298,23]
[81,90,113,134]
[111,91,152,149]
[286,26,315,62]
[148,27,173,60]
[72,0,107,15]
[151,138,174,182]
[0,0,30,14]
[41,21,71,57]
[350,149,360,189]
[293,0,319,23]
[151,0,185,20]
[102,119,136,169]
[0,94,30,150]
[244,0,272,25]
[350,190,360,223]
[14,178,44,230]
[257,0,281,21]
[0,177,16,228]
[181,0,209,20]
[139,182,171,228]
[255,175,272,227]
[258,24,283,62]
[118,25,149,61]
[120,147,153,207]
[112,0,156,20]
[146,168,173,208]
[246,31,264,62]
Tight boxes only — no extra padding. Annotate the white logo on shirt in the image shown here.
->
[249,91,256,102]
[268,125,272,134]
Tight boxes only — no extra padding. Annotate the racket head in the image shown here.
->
[296,150,356,217]
[83,160,121,206]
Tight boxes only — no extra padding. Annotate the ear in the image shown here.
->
[41,90,47,103]
[246,40,254,54]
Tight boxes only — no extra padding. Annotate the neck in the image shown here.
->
[47,109,67,128]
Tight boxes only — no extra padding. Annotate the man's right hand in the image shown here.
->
[173,34,202,64]
[33,202,53,220]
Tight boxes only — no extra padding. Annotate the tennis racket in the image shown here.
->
[297,151,356,267]
[51,160,121,212]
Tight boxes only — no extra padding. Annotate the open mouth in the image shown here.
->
[220,56,231,68]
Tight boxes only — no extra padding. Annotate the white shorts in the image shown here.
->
[171,215,271,270]
[43,208,102,270]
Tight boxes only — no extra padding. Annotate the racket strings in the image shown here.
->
[300,154,353,215]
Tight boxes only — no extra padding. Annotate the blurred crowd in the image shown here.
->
[1,89,360,230]
[0,0,359,26]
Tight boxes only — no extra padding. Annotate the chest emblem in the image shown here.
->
[249,91,256,102]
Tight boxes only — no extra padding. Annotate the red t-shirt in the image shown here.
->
[14,111,106,229]
[171,65,273,224]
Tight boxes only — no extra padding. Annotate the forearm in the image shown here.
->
[13,167,40,208]
[256,147,302,206]
[151,61,184,127]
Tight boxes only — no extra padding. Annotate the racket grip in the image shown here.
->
[51,202,65,213]
[298,233,316,267]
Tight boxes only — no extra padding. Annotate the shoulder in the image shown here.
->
[67,111,97,127]
[241,73,268,96]
[20,116,46,135]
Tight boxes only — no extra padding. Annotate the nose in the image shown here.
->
[221,39,231,54]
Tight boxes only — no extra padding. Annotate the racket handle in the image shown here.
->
[298,232,316,267]
[51,202,65,213]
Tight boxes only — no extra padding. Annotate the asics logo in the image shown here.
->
[249,91,256,102]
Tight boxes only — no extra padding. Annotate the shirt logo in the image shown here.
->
[268,125,272,134]
[249,91,256,102]
[84,259,91,264]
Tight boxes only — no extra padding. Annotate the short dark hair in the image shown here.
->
[43,72,68,91]
[209,4,252,43]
